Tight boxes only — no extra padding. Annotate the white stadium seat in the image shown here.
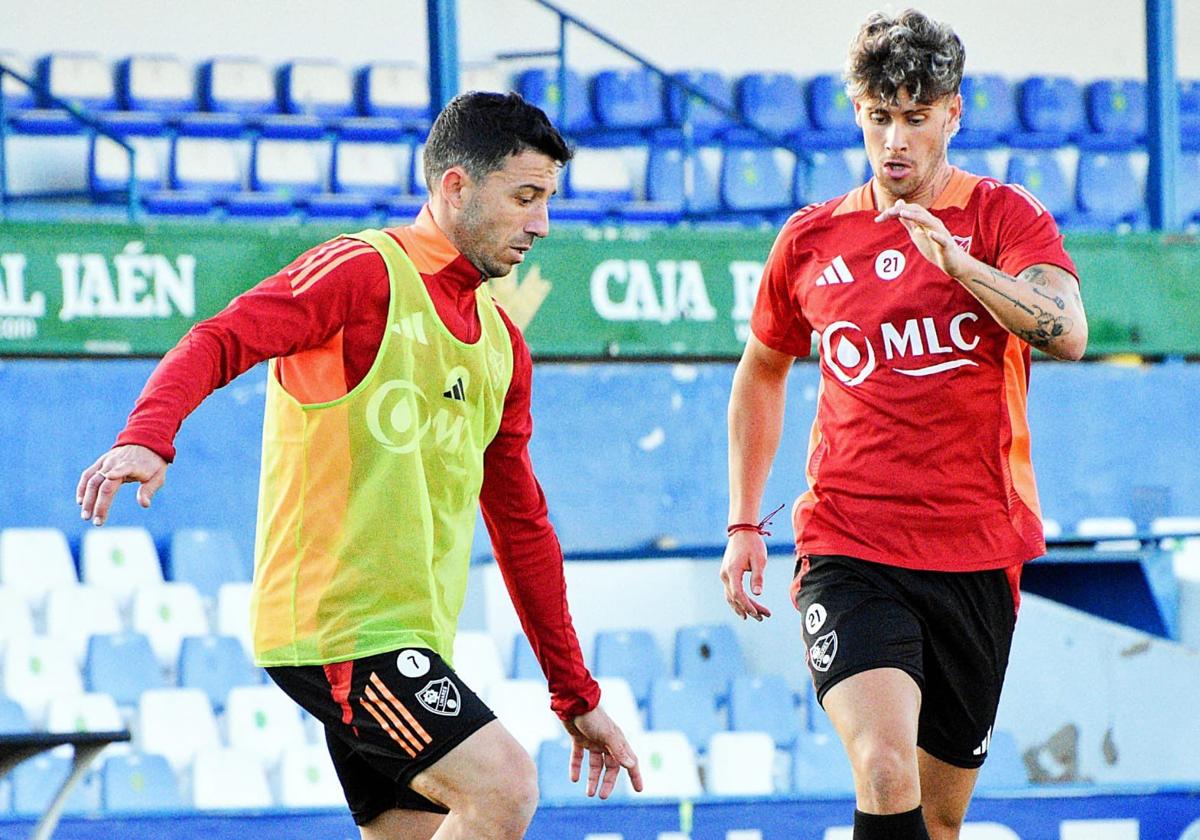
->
[81,526,163,608]
[277,744,344,808]
[192,746,273,810]
[131,582,209,668]
[224,684,305,770]
[0,527,78,609]
[137,687,220,771]
[486,679,561,755]
[453,631,506,698]
[0,636,83,724]
[44,584,122,666]
[705,731,777,795]
[627,731,702,798]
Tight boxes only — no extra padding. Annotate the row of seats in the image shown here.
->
[3,52,1199,152]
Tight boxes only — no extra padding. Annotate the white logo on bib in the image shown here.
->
[875,249,906,280]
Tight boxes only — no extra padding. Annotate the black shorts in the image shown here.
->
[268,647,495,825]
[792,553,1017,769]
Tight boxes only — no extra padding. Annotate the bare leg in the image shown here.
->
[360,809,446,840]
[822,667,923,814]
[917,748,978,840]
[408,719,538,840]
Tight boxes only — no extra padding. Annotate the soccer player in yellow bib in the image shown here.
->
[79,93,642,839]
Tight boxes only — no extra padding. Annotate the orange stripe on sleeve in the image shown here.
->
[371,674,432,745]
[359,696,418,757]
[289,239,362,286]
[1002,335,1041,518]
[291,246,377,296]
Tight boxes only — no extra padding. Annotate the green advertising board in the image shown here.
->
[0,219,1197,358]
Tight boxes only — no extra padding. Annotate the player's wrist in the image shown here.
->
[726,502,786,538]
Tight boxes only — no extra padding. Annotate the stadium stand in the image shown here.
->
[85,632,165,708]
[705,731,777,795]
[100,752,183,813]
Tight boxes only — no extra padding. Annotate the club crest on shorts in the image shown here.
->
[416,677,461,716]
[805,603,828,635]
[809,630,838,672]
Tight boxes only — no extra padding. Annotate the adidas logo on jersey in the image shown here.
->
[442,377,466,401]
[393,312,429,345]
[972,727,993,757]
[814,256,855,286]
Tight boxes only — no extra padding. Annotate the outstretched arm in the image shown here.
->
[876,199,1087,360]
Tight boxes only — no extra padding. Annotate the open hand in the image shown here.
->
[562,705,643,798]
[77,444,168,526]
[720,531,772,621]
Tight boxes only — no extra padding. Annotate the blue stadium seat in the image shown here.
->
[729,674,801,749]
[168,529,250,602]
[646,678,721,749]
[85,632,165,707]
[115,55,196,116]
[1013,76,1085,147]
[975,729,1029,791]
[1,51,37,110]
[1005,150,1074,222]
[1181,80,1200,151]
[536,739,620,801]
[0,695,29,733]
[805,682,837,736]
[674,623,745,700]
[1075,151,1143,229]
[591,68,665,132]
[511,634,542,680]
[247,137,324,199]
[736,72,807,136]
[11,754,100,816]
[803,150,861,204]
[354,62,430,130]
[721,146,791,213]
[513,67,593,134]
[35,52,116,111]
[178,634,262,713]
[565,147,636,207]
[593,629,666,704]
[277,59,355,120]
[198,57,278,116]
[1178,152,1200,226]
[687,148,723,215]
[88,135,166,198]
[664,70,732,139]
[949,149,999,180]
[101,752,183,814]
[792,732,855,795]
[957,74,1017,148]
[645,144,685,211]
[1082,79,1146,150]
[805,74,860,148]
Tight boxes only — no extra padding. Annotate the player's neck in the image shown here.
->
[872,160,954,210]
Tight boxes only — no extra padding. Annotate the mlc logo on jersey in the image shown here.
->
[366,378,469,454]
[821,312,981,385]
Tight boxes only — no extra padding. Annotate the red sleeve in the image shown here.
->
[989,182,1079,282]
[478,307,600,721]
[115,240,387,461]
[749,212,815,356]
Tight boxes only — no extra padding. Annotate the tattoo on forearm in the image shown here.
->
[968,266,1074,349]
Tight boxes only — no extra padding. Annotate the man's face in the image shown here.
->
[855,88,961,204]
[449,149,559,279]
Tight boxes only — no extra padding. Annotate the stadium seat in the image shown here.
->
[593,629,666,704]
[329,138,412,204]
[486,679,560,755]
[664,70,733,139]
[1,51,37,110]
[1,636,82,723]
[452,631,506,698]
[803,149,861,204]
[0,527,78,608]
[245,136,325,205]
[805,73,860,148]
[168,529,250,603]
[216,581,254,659]
[1083,79,1146,149]
[115,54,196,116]
[721,146,792,213]
[277,744,344,808]
[191,746,273,810]
[957,74,1017,148]
[591,68,665,132]
[949,149,1000,180]
[88,135,167,199]
[1043,518,1064,539]
[178,635,261,713]
[513,67,593,134]
[674,623,745,700]
[1075,152,1143,228]
[1005,150,1074,222]
[44,585,122,666]
[975,729,1029,790]
[101,752,182,813]
[646,678,722,750]
[736,72,807,136]
[564,146,637,216]
[45,692,124,743]
[511,634,542,680]
[198,57,277,116]
[131,582,210,668]
[35,52,116,112]
[805,682,838,737]
[729,674,801,749]
[705,731,776,795]
[85,632,166,708]
[0,695,29,734]
[627,731,702,798]
[10,753,100,816]
[536,739,594,801]
[81,526,164,608]
[137,687,221,771]
[224,683,305,769]
[1076,516,1137,538]
[459,62,507,96]
[594,677,643,737]
[1177,152,1200,226]
[277,59,355,121]
[792,731,855,795]
[355,62,429,129]
[1181,79,1200,151]
[1013,75,1085,146]
[1150,516,1200,537]
[0,587,34,655]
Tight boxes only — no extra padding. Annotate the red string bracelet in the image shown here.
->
[726,502,786,538]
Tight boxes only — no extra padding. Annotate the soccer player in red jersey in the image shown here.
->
[722,10,1086,840]
[77,93,642,839]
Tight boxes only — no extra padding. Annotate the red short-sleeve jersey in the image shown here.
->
[751,167,1078,572]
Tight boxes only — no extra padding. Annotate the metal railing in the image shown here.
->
[0,62,140,223]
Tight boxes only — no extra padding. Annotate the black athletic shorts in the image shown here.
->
[792,553,1018,769]
[267,647,495,824]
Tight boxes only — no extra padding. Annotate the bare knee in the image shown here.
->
[847,738,921,811]
[922,800,964,840]
[453,740,538,836]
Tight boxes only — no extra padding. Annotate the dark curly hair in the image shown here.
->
[845,9,965,105]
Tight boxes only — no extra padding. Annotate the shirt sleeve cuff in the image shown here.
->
[114,431,176,464]
[549,677,601,721]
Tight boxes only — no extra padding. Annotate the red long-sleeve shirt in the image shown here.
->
[117,206,599,720]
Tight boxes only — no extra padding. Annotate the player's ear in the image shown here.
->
[946,93,963,139]
[439,166,473,210]
[852,97,865,128]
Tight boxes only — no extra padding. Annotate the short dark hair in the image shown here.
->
[845,9,965,106]
[422,91,573,191]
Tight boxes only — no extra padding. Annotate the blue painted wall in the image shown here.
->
[2,359,1197,564]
